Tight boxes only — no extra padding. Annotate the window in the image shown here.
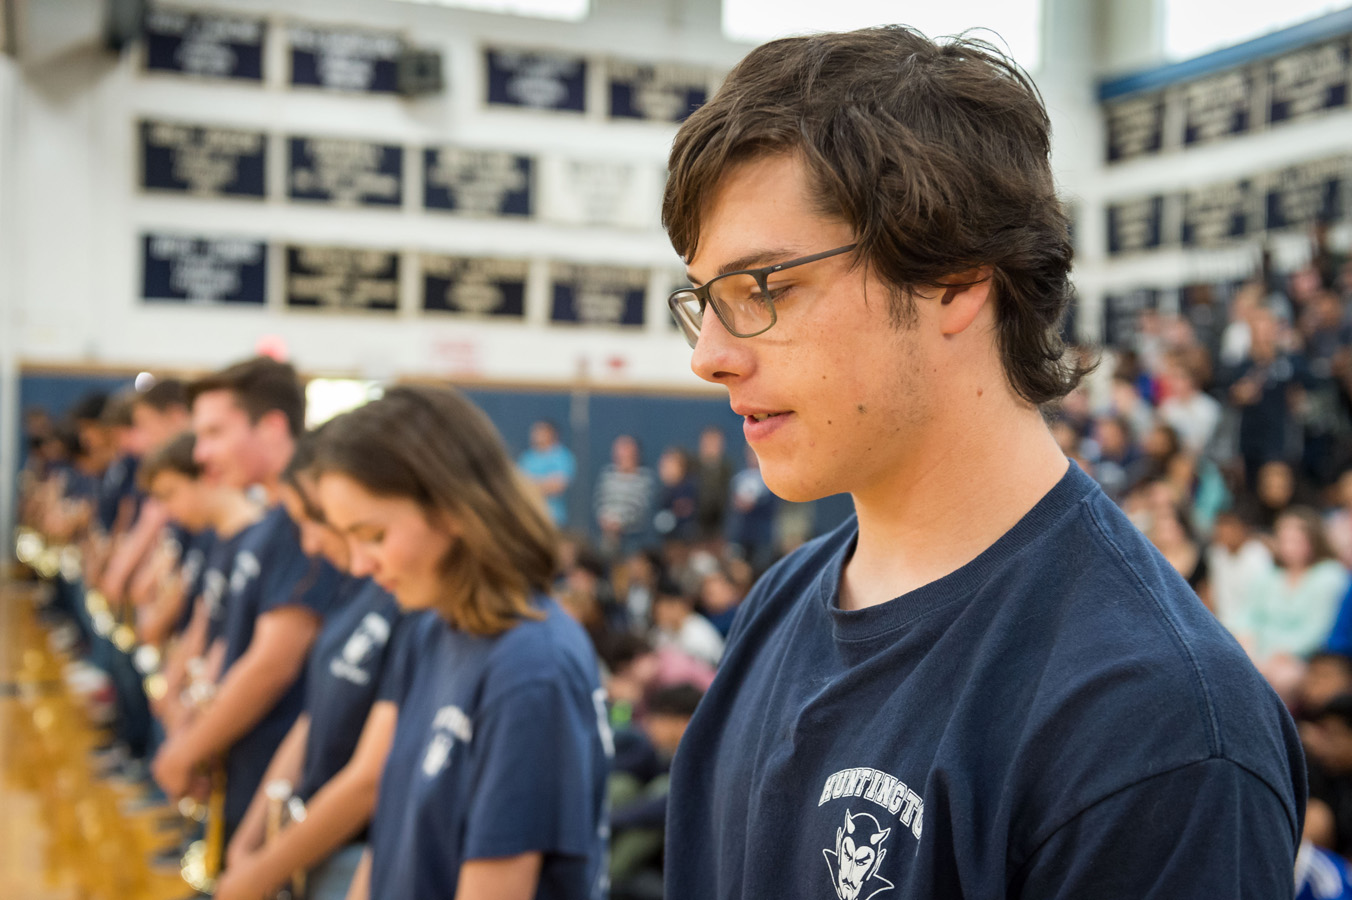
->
[306,380,384,428]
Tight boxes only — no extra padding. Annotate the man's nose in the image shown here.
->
[690,310,749,384]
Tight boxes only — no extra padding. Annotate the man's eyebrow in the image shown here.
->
[686,248,799,286]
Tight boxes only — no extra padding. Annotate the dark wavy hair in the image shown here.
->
[187,356,306,438]
[664,25,1090,405]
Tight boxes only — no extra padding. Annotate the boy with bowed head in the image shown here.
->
[660,24,1304,899]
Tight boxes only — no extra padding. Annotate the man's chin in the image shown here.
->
[762,472,830,505]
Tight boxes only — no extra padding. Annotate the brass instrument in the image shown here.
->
[264,778,309,900]
[178,659,227,893]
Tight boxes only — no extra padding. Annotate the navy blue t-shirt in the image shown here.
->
[199,527,250,648]
[369,599,611,900]
[97,454,141,532]
[667,462,1305,900]
[217,505,341,831]
[296,577,405,804]
[171,527,214,637]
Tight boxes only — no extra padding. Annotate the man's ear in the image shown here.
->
[257,408,294,442]
[937,268,994,337]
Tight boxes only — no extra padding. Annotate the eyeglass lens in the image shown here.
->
[672,272,772,347]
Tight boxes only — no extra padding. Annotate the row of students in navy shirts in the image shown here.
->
[22,356,612,900]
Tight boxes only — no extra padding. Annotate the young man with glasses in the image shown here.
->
[662,27,1304,899]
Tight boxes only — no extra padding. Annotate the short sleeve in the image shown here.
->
[376,613,420,706]
[261,555,341,618]
[1013,758,1299,900]
[463,677,604,861]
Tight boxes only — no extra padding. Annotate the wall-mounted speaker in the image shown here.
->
[104,0,145,52]
[398,46,444,97]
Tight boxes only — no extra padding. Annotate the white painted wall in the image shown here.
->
[7,0,749,390]
[7,0,1340,394]
[1,50,18,548]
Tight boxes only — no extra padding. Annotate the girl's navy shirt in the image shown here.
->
[369,599,611,900]
[296,576,405,804]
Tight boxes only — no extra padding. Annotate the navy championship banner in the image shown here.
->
[286,246,400,312]
[608,60,708,122]
[288,137,403,207]
[142,234,267,305]
[290,26,401,93]
[140,121,266,198]
[1180,179,1256,247]
[485,48,587,112]
[1264,156,1349,230]
[550,264,647,328]
[1104,94,1166,163]
[422,256,528,318]
[1102,288,1160,350]
[1180,68,1255,146]
[1106,196,1166,256]
[423,148,533,216]
[144,10,264,81]
[1268,39,1350,125]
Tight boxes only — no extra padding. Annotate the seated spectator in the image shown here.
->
[1299,652,1352,721]
[1087,414,1137,503]
[609,684,704,900]
[1254,460,1317,534]
[558,546,624,645]
[651,582,724,668]
[653,447,698,541]
[616,548,663,632]
[1206,510,1272,635]
[698,562,751,637]
[1325,468,1352,569]
[601,632,659,730]
[599,633,713,732]
[1301,695,1352,862]
[1157,351,1222,458]
[1108,371,1155,442]
[1141,486,1208,598]
[728,446,777,572]
[1237,507,1349,701]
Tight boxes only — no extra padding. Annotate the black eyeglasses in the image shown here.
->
[667,243,858,348]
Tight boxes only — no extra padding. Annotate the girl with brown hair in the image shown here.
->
[312,385,610,900]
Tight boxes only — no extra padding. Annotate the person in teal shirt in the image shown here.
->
[1239,507,1350,701]
[518,420,576,528]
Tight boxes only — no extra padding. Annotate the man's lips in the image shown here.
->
[733,406,791,422]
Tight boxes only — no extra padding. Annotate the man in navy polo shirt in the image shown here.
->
[659,26,1305,899]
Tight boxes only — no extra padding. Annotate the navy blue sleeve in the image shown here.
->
[1012,759,1298,899]
[375,612,421,705]
[464,678,605,861]
[260,555,340,618]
